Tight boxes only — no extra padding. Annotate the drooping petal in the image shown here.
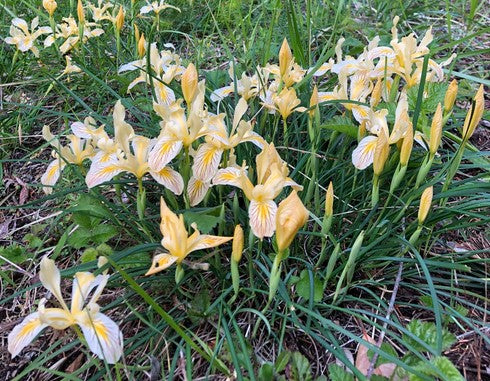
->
[38,305,73,330]
[248,199,277,239]
[145,253,179,275]
[150,167,184,195]
[86,159,124,188]
[148,136,183,172]
[186,232,233,254]
[210,86,233,102]
[77,311,123,364]
[212,166,245,189]
[41,159,66,194]
[40,256,67,308]
[8,312,48,358]
[187,177,211,207]
[352,135,378,170]
[192,143,223,182]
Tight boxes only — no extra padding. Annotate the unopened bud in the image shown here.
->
[231,225,244,263]
[309,85,319,117]
[325,181,334,217]
[115,6,125,32]
[462,84,484,140]
[181,63,198,104]
[429,103,442,155]
[43,0,57,17]
[137,34,146,58]
[418,186,433,224]
[444,79,458,112]
[400,119,413,166]
[279,38,293,78]
[77,0,85,24]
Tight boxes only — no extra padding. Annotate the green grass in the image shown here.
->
[1,0,489,380]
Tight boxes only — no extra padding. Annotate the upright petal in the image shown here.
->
[40,256,67,308]
[248,199,277,239]
[71,273,109,313]
[77,311,123,364]
[8,312,48,358]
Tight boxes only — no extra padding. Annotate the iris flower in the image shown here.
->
[146,198,232,275]
[5,17,51,57]
[8,256,123,364]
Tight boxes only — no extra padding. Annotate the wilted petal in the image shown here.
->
[8,312,48,358]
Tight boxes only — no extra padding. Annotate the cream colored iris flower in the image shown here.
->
[213,143,302,239]
[352,91,410,170]
[41,125,94,194]
[44,17,104,54]
[62,55,82,75]
[8,256,123,364]
[272,87,307,120]
[5,17,51,57]
[187,98,265,206]
[148,80,208,172]
[88,0,114,22]
[146,198,232,275]
[84,101,183,194]
[118,42,185,97]
[210,64,268,102]
[140,0,181,15]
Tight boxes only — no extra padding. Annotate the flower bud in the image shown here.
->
[115,6,125,32]
[43,0,57,17]
[309,85,319,117]
[462,84,484,139]
[429,103,443,155]
[373,129,390,176]
[77,0,85,24]
[279,38,293,77]
[275,191,309,252]
[418,186,433,224]
[232,225,244,263]
[137,33,146,58]
[370,78,382,107]
[325,181,334,218]
[181,63,198,104]
[444,79,458,112]
[134,24,140,42]
[399,119,413,166]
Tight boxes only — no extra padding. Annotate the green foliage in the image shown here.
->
[403,320,456,352]
[0,244,30,265]
[410,356,464,381]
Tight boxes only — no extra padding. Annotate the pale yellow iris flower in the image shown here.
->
[41,125,94,194]
[84,101,184,194]
[8,256,123,364]
[140,0,181,15]
[213,143,302,239]
[146,198,232,275]
[5,17,52,57]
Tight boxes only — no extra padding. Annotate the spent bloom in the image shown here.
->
[8,256,123,363]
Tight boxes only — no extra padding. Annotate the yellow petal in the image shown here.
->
[187,176,211,207]
[192,143,223,182]
[148,135,183,172]
[8,312,48,358]
[150,167,184,195]
[352,136,377,170]
[146,253,179,275]
[249,199,277,239]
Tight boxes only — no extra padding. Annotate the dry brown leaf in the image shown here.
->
[355,333,397,379]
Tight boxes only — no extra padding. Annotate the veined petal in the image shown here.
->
[192,143,223,182]
[118,59,143,73]
[150,167,184,195]
[155,82,176,106]
[71,121,92,138]
[41,159,66,194]
[148,136,183,172]
[352,135,378,170]
[145,253,179,275]
[86,161,123,188]
[186,233,233,254]
[212,166,245,189]
[71,273,109,313]
[8,312,48,358]
[249,200,277,239]
[187,176,211,206]
[210,86,233,102]
[77,312,123,364]
[12,18,29,34]
[40,256,66,308]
